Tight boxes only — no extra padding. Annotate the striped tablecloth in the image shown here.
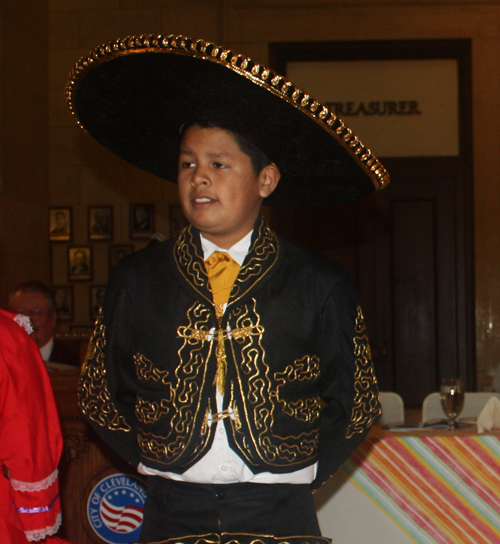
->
[343,433,500,544]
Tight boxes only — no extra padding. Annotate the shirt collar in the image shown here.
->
[39,337,54,362]
[200,231,253,267]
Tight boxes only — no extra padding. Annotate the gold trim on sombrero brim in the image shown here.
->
[66,34,389,192]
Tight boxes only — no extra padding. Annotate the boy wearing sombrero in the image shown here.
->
[70,34,388,544]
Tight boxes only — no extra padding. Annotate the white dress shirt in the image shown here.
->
[138,230,317,484]
[39,338,54,362]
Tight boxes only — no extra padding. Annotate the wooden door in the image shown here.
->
[270,157,474,408]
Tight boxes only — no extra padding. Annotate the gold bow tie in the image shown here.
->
[204,251,241,394]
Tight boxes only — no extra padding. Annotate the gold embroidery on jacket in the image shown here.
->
[138,303,213,465]
[178,317,264,397]
[134,353,170,384]
[178,324,264,343]
[174,227,211,303]
[169,296,319,468]
[230,224,278,304]
[78,309,132,432]
[147,533,331,544]
[345,306,381,439]
[274,356,321,423]
[201,401,212,436]
[136,397,171,424]
[229,300,319,467]
[134,354,174,424]
[173,220,279,311]
[175,220,279,394]
[151,223,317,468]
[138,432,191,462]
[228,386,242,431]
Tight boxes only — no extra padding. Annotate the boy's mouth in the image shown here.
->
[193,196,217,206]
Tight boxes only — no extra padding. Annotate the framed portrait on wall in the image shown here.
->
[68,246,92,281]
[109,244,134,270]
[51,285,73,321]
[49,207,72,242]
[88,205,113,241]
[90,285,106,320]
[130,203,155,239]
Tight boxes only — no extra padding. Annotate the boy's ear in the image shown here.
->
[258,163,281,198]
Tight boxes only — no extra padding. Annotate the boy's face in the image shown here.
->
[178,125,279,249]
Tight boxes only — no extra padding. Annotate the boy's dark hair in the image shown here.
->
[181,121,272,176]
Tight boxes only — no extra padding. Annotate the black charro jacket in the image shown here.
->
[79,217,380,490]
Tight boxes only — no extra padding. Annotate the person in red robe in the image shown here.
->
[0,309,70,543]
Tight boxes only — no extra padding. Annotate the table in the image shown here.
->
[314,429,500,544]
[49,371,500,544]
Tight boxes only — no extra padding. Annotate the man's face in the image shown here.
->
[95,212,107,227]
[55,212,65,227]
[9,291,56,348]
[135,207,148,223]
[178,126,276,249]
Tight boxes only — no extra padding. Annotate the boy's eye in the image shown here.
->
[180,161,195,169]
[213,162,227,169]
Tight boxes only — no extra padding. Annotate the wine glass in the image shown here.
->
[439,378,465,430]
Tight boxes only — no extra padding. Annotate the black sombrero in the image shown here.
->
[66,34,389,207]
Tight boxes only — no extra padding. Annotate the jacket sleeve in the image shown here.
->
[312,272,380,490]
[78,269,140,467]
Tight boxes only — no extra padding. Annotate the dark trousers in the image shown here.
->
[138,478,322,543]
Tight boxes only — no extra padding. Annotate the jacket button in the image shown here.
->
[216,490,225,499]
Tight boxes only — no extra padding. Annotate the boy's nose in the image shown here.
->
[191,167,210,186]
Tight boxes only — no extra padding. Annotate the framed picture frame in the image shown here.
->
[51,286,73,321]
[68,246,92,281]
[90,285,106,320]
[170,204,189,237]
[109,244,134,270]
[49,207,72,242]
[130,203,155,239]
[88,205,113,241]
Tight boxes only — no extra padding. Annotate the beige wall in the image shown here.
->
[2,0,499,388]
[0,0,49,298]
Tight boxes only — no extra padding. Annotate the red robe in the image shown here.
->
[0,309,69,543]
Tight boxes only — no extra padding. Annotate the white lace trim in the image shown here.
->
[13,313,33,335]
[11,469,58,492]
[25,512,62,542]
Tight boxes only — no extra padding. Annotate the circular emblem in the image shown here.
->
[87,473,147,544]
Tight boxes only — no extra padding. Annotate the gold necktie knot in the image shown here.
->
[204,251,240,309]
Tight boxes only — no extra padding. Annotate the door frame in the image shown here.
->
[268,38,475,392]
